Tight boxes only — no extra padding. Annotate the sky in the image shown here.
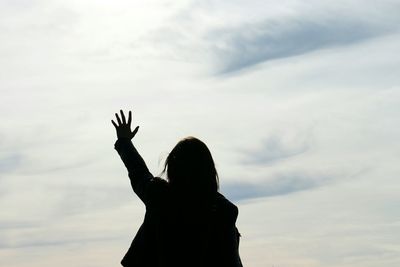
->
[1,0,400,266]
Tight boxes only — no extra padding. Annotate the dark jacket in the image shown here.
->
[115,138,243,267]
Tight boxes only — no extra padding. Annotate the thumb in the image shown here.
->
[132,126,139,137]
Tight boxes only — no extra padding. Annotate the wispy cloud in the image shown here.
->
[142,0,400,74]
[49,184,134,217]
[240,132,312,165]
[0,154,22,174]
[0,235,121,249]
[209,16,394,73]
[0,220,38,230]
[222,172,331,202]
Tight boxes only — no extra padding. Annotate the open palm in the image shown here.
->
[111,110,139,139]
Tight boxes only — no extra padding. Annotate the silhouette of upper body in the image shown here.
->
[112,110,243,267]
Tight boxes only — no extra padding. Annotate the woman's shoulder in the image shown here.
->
[215,193,239,222]
[216,192,238,209]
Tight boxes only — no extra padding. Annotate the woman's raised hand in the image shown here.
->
[111,110,139,140]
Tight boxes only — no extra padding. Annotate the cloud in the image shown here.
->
[49,184,134,217]
[0,220,38,230]
[142,0,400,74]
[0,154,22,174]
[222,173,331,202]
[240,133,312,165]
[209,16,395,74]
[0,235,120,249]
[18,158,95,175]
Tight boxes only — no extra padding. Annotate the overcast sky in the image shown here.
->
[1,0,400,266]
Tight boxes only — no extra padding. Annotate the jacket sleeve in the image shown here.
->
[114,138,154,203]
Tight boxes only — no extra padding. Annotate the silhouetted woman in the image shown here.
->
[112,110,243,267]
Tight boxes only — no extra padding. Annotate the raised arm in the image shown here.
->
[112,110,154,202]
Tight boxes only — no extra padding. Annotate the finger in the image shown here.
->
[120,110,126,124]
[111,120,118,129]
[115,113,122,125]
[127,110,132,125]
[132,126,139,137]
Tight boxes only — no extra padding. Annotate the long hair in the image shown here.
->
[162,137,219,201]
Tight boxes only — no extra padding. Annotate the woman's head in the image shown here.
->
[163,137,219,197]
